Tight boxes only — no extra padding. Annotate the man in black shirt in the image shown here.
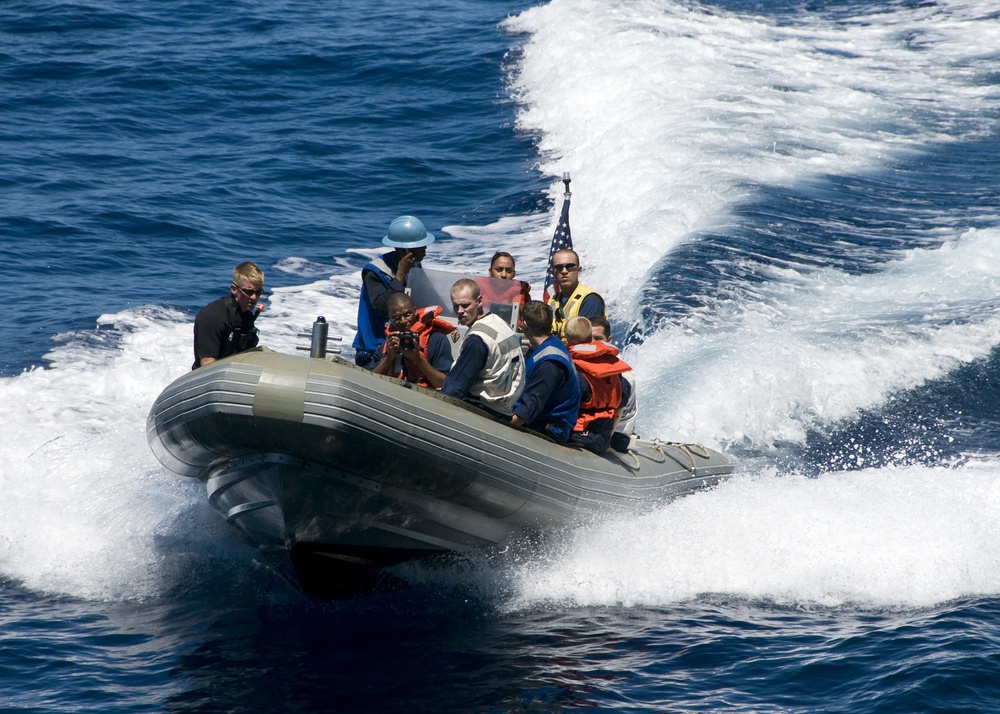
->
[192,261,265,369]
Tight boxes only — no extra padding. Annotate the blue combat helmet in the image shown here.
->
[382,215,436,249]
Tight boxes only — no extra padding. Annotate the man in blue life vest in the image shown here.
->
[192,261,265,370]
[510,301,581,443]
[353,215,435,369]
[590,316,638,448]
[441,278,525,415]
[372,292,455,389]
[546,248,606,339]
[563,316,632,455]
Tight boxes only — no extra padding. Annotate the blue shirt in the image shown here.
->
[441,334,488,400]
[555,291,605,320]
[513,336,580,443]
[513,359,571,426]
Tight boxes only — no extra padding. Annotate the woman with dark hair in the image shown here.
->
[479,252,531,327]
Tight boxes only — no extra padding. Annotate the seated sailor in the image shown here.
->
[563,316,633,455]
[372,292,455,389]
[353,215,435,369]
[547,248,606,339]
[510,301,581,444]
[441,278,525,415]
[192,261,265,370]
[480,251,531,311]
[590,316,637,443]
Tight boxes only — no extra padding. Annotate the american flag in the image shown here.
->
[542,192,572,302]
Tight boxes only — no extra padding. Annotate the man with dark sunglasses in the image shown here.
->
[192,261,265,369]
[546,249,605,339]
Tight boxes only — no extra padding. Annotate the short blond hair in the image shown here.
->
[450,278,481,300]
[233,261,264,288]
[564,316,593,345]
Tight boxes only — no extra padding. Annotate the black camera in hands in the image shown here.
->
[396,331,418,351]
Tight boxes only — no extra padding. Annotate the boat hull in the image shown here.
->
[147,348,733,595]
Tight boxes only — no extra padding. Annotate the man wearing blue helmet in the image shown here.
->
[353,215,435,368]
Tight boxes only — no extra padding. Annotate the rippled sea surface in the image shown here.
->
[4,0,1000,711]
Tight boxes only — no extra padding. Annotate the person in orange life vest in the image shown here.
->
[372,292,455,389]
[563,316,632,455]
[590,315,638,443]
[547,248,606,339]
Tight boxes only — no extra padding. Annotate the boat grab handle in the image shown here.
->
[632,439,702,473]
[612,449,642,470]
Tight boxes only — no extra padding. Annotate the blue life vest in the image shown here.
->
[524,335,581,443]
[353,253,398,358]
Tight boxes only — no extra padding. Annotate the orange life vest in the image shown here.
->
[382,305,456,387]
[569,340,632,432]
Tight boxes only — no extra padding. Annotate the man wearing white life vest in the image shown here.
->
[590,316,638,443]
[372,292,455,389]
[441,278,525,415]
[564,316,633,455]
[546,248,606,339]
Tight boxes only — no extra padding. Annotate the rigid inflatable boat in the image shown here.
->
[147,270,733,596]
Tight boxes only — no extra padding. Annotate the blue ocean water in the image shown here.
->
[3,0,1000,711]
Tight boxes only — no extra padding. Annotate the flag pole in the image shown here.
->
[542,172,575,302]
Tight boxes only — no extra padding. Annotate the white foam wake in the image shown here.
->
[506,0,1000,307]
[508,457,1000,609]
[627,227,1000,447]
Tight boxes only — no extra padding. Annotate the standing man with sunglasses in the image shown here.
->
[546,249,605,339]
[192,261,265,369]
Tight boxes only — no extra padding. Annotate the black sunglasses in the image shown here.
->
[551,263,579,273]
[234,284,263,297]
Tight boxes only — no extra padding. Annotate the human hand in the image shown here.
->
[395,251,418,281]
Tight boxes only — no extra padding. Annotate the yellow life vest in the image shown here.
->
[547,282,605,338]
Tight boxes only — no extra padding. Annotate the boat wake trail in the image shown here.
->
[502,460,1000,610]
[0,308,265,600]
